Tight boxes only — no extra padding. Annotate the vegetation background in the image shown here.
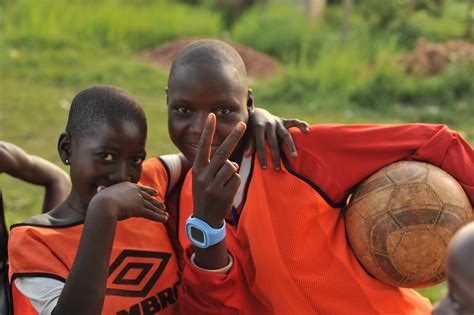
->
[1,0,473,303]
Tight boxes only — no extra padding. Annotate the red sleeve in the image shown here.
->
[177,248,251,315]
[286,124,474,206]
[139,158,169,203]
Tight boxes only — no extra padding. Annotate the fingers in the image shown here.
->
[139,208,169,223]
[140,190,166,211]
[254,124,268,170]
[224,173,241,195]
[277,125,298,158]
[266,124,281,172]
[283,119,310,133]
[194,114,216,170]
[208,122,246,175]
[139,185,159,197]
[140,192,169,222]
[212,160,239,188]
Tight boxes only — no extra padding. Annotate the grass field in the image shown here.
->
[1,0,473,304]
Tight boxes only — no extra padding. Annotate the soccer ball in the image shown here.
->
[345,161,472,288]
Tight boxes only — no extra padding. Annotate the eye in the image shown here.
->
[175,106,191,115]
[130,156,144,165]
[98,152,114,161]
[215,107,232,116]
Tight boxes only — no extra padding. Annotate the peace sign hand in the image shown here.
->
[192,113,246,228]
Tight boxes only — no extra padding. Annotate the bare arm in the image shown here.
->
[0,141,71,212]
[52,183,168,315]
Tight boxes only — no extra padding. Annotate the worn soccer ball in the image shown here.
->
[345,161,472,288]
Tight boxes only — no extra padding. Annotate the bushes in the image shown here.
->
[350,61,474,109]
[231,4,320,63]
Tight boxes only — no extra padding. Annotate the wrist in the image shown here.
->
[192,211,223,229]
[88,194,119,220]
[186,215,226,249]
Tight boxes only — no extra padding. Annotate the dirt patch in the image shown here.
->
[139,37,279,80]
[401,39,474,75]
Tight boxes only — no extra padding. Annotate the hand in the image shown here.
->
[192,113,246,228]
[246,108,309,171]
[91,182,168,222]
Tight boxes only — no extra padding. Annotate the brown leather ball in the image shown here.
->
[345,161,472,288]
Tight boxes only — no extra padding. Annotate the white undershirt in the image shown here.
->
[15,277,63,315]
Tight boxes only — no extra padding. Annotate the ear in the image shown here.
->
[58,132,72,165]
[165,87,169,105]
[247,88,255,115]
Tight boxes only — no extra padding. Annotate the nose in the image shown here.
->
[189,112,208,136]
[109,161,132,183]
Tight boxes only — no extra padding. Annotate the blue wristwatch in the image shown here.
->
[185,215,226,249]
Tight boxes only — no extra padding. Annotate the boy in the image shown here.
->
[8,85,176,314]
[433,223,474,315]
[1,141,71,212]
[160,39,474,314]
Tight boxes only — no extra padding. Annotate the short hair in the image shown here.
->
[65,85,147,141]
[168,39,247,86]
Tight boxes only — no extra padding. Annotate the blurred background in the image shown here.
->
[1,0,473,302]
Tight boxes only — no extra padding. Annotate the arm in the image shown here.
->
[190,114,245,269]
[0,141,71,212]
[52,183,167,315]
[174,114,248,313]
[286,124,474,206]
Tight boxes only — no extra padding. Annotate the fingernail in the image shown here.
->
[291,151,298,158]
[236,123,245,132]
[262,164,267,170]
[275,166,281,172]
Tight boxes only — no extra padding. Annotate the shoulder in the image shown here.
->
[140,159,167,201]
[141,157,168,182]
[21,207,83,226]
[23,213,59,225]
[140,157,178,199]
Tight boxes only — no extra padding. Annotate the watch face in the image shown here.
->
[190,226,205,243]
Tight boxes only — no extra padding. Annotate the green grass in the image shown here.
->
[1,0,221,52]
[1,0,472,304]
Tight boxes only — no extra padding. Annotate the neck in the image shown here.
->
[65,193,88,216]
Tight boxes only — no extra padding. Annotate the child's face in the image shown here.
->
[446,265,474,314]
[65,120,147,206]
[167,64,252,163]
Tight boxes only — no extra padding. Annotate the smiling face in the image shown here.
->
[167,63,253,164]
[60,120,147,209]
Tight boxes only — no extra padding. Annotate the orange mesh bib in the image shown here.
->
[9,218,180,315]
[178,156,432,315]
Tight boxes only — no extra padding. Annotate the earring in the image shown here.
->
[65,159,70,165]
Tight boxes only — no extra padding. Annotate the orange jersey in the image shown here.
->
[177,124,474,315]
[9,159,180,315]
